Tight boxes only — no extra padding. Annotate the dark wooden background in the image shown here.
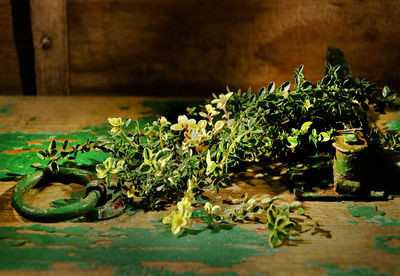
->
[1,0,400,96]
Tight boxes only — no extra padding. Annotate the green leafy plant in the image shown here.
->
[36,63,398,246]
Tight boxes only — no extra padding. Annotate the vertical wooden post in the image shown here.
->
[30,0,69,95]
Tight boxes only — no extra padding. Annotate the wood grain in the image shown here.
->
[0,0,23,95]
[67,0,400,96]
[1,0,400,96]
[0,96,399,275]
[30,0,69,95]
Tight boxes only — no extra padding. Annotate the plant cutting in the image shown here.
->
[13,52,399,247]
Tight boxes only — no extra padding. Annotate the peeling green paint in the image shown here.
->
[374,236,400,254]
[347,220,358,225]
[0,126,110,180]
[346,203,400,226]
[346,203,385,219]
[0,104,14,114]
[384,112,400,131]
[113,266,238,276]
[307,263,391,275]
[0,224,274,274]
[385,120,400,132]
[367,217,400,227]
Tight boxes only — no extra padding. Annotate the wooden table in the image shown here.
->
[0,96,399,275]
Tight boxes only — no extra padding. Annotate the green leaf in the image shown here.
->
[219,140,228,151]
[49,148,58,158]
[62,140,68,150]
[208,162,218,175]
[140,164,152,173]
[319,132,330,142]
[386,91,397,101]
[214,184,220,194]
[275,215,288,228]
[301,81,312,91]
[48,161,59,174]
[258,86,266,95]
[280,81,291,93]
[267,222,275,232]
[268,233,279,248]
[37,150,49,160]
[190,209,206,218]
[143,148,152,162]
[312,129,317,136]
[300,121,312,132]
[297,207,304,215]
[281,221,295,234]
[206,150,212,167]
[190,209,214,224]
[155,149,171,162]
[48,140,57,153]
[60,151,69,158]
[247,87,252,97]
[143,127,151,135]
[287,136,298,148]
[267,82,275,93]
[382,86,390,98]
[267,207,277,224]
[123,118,132,128]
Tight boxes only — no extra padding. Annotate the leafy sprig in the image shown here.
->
[36,64,398,246]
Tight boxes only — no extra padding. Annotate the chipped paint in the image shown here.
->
[0,104,14,114]
[113,266,237,276]
[346,203,400,226]
[0,127,110,180]
[346,203,385,219]
[374,236,400,254]
[384,112,400,131]
[307,263,391,275]
[0,224,275,274]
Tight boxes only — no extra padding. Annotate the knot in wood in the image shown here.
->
[40,35,52,50]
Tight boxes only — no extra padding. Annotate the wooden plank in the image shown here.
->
[66,0,400,96]
[0,96,399,274]
[0,0,23,95]
[30,0,69,95]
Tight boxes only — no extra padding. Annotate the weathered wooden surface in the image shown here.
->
[30,0,69,95]
[0,96,399,275]
[0,0,23,95]
[67,0,400,96]
[1,1,400,96]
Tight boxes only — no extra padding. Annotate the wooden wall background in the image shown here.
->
[1,0,400,96]
[0,0,23,95]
